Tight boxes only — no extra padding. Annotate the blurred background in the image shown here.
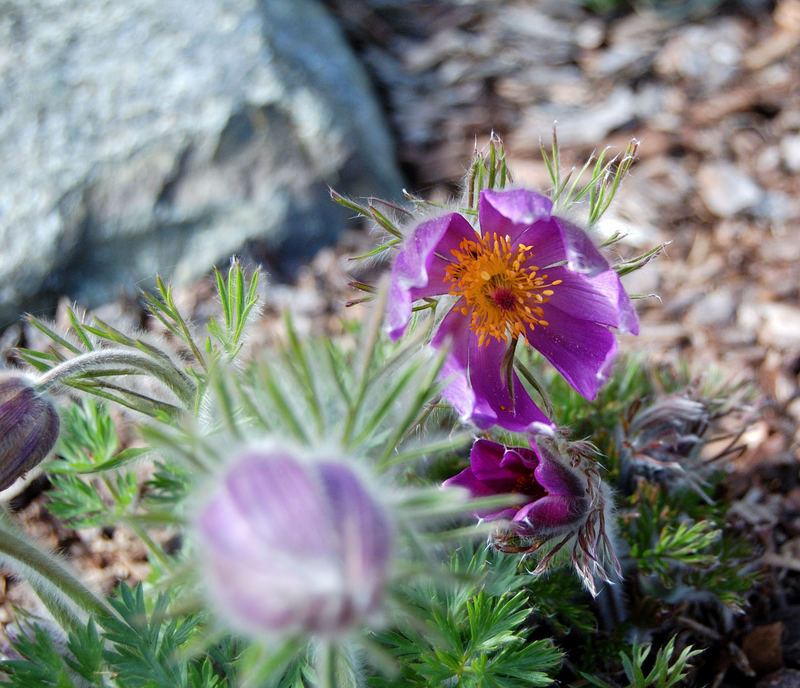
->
[0,0,799,632]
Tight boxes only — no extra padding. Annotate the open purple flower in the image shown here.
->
[387,188,638,431]
[195,447,392,637]
[443,438,589,539]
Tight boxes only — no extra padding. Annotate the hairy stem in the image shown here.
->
[34,349,196,407]
[0,510,113,631]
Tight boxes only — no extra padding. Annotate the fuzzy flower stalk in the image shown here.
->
[387,188,638,431]
[444,430,620,596]
[0,342,200,490]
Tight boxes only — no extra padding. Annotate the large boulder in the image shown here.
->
[0,0,403,325]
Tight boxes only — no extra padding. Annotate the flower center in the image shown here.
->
[513,472,548,501]
[443,233,560,346]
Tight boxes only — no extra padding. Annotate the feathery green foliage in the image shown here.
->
[581,637,702,688]
[370,546,562,687]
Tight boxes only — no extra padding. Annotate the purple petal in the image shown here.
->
[467,438,502,468]
[206,552,338,632]
[608,271,640,335]
[0,380,32,429]
[386,213,476,340]
[512,217,569,269]
[0,375,60,489]
[318,461,392,596]
[432,308,552,431]
[555,217,612,276]
[534,447,586,498]
[499,446,540,472]
[469,440,528,490]
[433,306,476,416]
[442,466,498,498]
[544,266,638,334]
[479,189,553,244]
[525,308,618,400]
[513,494,588,536]
[199,453,330,565]
[443,464,521,522]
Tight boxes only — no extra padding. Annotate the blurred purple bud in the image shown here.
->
[196,448,392,637]
[0,373,60,491]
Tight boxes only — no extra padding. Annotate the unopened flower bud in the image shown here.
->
[0,373,60,491]
[195,447,392,637]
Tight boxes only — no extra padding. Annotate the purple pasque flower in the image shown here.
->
[0,372,60,491]
[444,433,620,596]
[387,188,638,431]
[443,438,589,539]
[195,446,392,637]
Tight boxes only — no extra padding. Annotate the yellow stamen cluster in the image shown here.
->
[444,233,561,346]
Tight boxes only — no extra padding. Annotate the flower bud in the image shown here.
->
[0,373,60,491]
[195,447,392,637]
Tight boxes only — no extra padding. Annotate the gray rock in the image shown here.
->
[754,191,799,224]
[492,6,578,66]
[583,43,658,81]
[687,287,738,327]
[582,10,674,81]
[655,19,745,93]
[575,19,605,51]
[739,302,800,349]
[781,134,800,173]
[0,0,403,326]
[696,162,763,217]
[513,86,637,148]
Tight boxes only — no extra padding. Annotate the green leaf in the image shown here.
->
[0,622,78,688]
[100,583,208,688]
[371,546,561,687]
[26,315,81,355]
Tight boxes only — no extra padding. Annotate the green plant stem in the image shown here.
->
[129,521,173,573]
[318,642,337,688]
[0,511,113,631]
[34,349,196,407]
[341,278,389,447]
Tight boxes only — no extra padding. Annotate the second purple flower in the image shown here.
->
[443,438,589,539]
[444,434,621,595]
[387,188,638,431]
